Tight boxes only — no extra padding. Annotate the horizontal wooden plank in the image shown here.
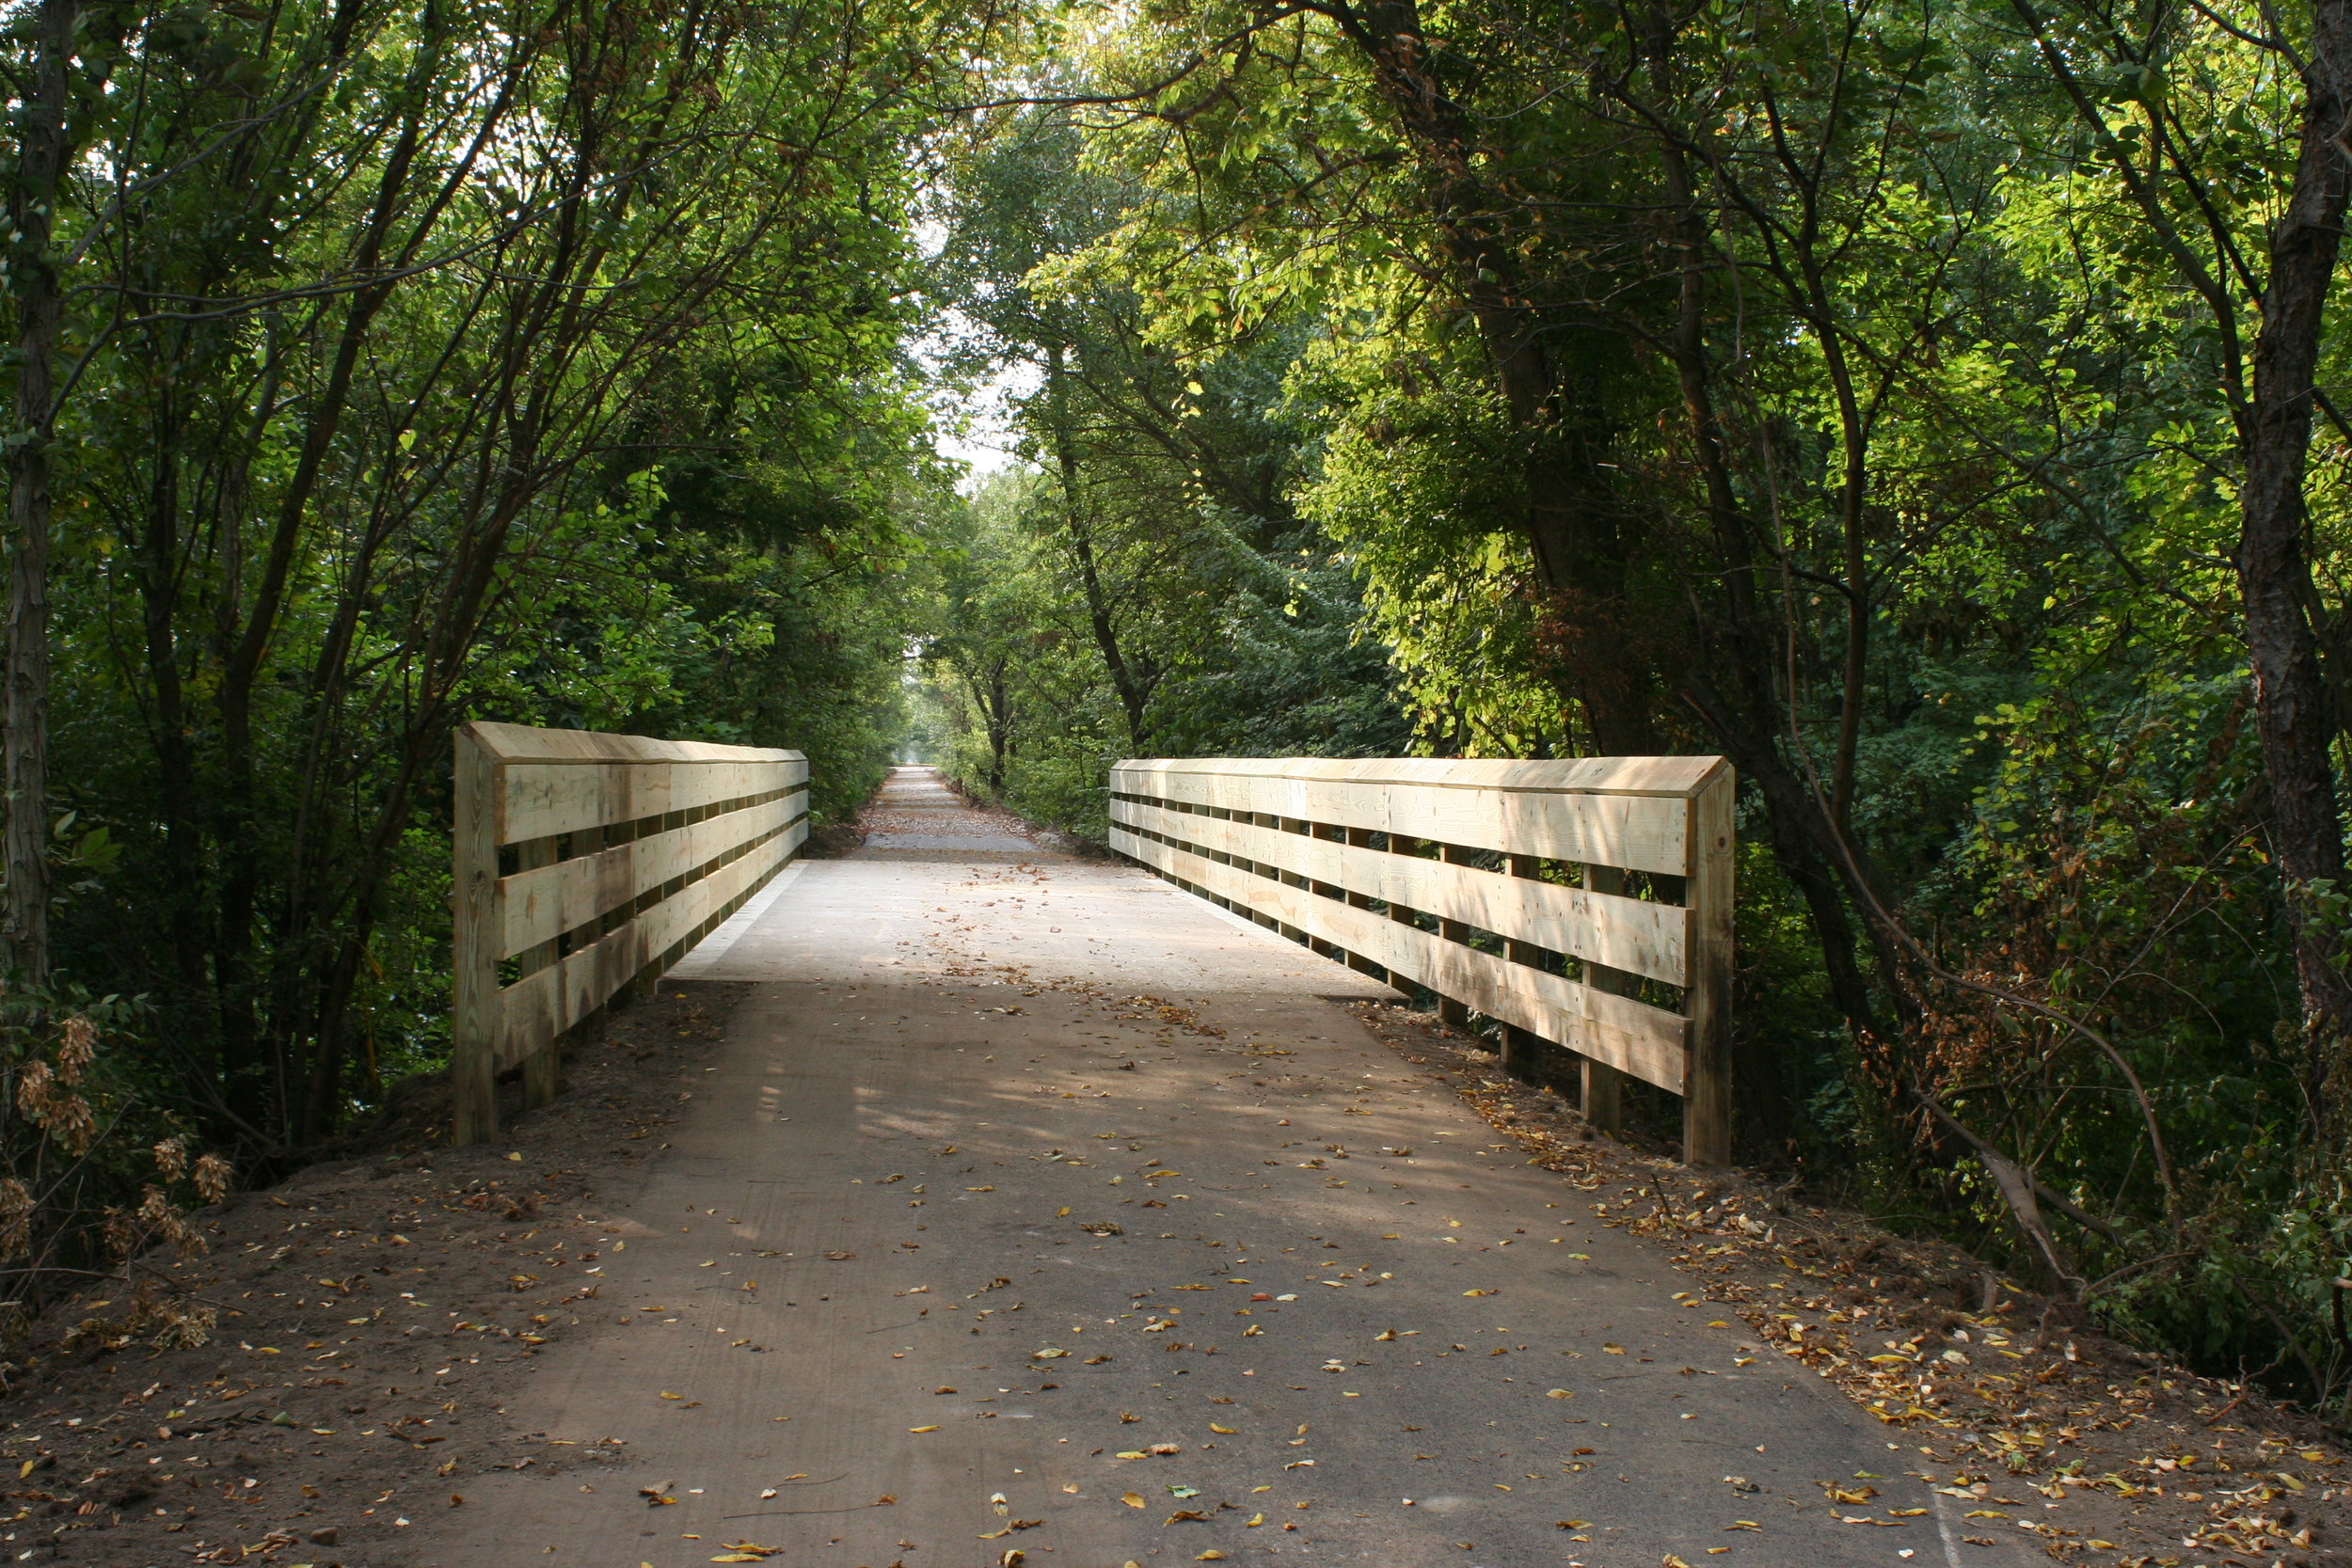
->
[500,762,806,845]
[466,720,802,767]
[1110,764,1693,876]
[1115,754,1725,798]
[500,796,804,958]
[1112,826,1686,1092]
[1111,799,1685,984]
[495,824,802,1069]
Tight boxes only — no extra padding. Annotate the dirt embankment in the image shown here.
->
[0,982,745,1568]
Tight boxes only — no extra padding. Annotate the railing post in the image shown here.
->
[1681,764,1737,1164]
[452,726,501,1146]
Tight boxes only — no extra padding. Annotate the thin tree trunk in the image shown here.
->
[3,0,81,986]
[1044,344,1152,747]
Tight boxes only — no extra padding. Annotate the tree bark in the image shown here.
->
[2237,0,2352,1115]
[3,0,82,987]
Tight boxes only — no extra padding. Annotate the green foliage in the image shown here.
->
[32,0,981,1150]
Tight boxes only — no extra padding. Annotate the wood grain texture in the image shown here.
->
[1680,768,1738,1164]
[495,825,801,1071]
[1110,798,1686,982]
[501,761,807,845]
[451,730,502,1145]
[467,721,801,767]
[1112,824,1688,1091]
[451,721,809,1141]
[1111,760,1692,875]
[500,795,805,957]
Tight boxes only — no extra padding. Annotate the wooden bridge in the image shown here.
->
[411,725,2029,1568]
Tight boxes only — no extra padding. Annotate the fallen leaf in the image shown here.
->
[1209,1424,1236,1434]
[909,1425,941,1433]
[1122,1493,1146,1508]
[1546,1388,1573,1399]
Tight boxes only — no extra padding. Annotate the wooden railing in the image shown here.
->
[1107,756,1735,1163]
[451,722,808,1143]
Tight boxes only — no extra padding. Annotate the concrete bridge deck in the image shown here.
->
[410,768,2026,1568]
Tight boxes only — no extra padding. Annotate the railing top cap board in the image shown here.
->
[464,721,803,767]
[1113,754,1726,799]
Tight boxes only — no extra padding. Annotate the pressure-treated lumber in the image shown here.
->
[1109,799,1685,982]
[1109,754,1735,1162]
[501,795,802,957]
[1112,756,1704,876]
[451,722,806,1143]
[1116,830,1688,1090]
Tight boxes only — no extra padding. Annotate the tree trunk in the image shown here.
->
[1044,344,1152,747]
[2,0,81,987]
[2237,0,2352,1117]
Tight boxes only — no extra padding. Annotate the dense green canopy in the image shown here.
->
[0,0,2349,1408]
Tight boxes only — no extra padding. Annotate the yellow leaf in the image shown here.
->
[1210,1424,1236,1434]
[910,1425,941,1433]
[1196,1554,1225,1562]
[1463,1290,1489,1297]
[1244,1513,1264,1526]
[1057,1207,1071,1217]
[1666,1555,1695,1567]
[1546,1388,1572,1399]
[1122,1493,1146,1507]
